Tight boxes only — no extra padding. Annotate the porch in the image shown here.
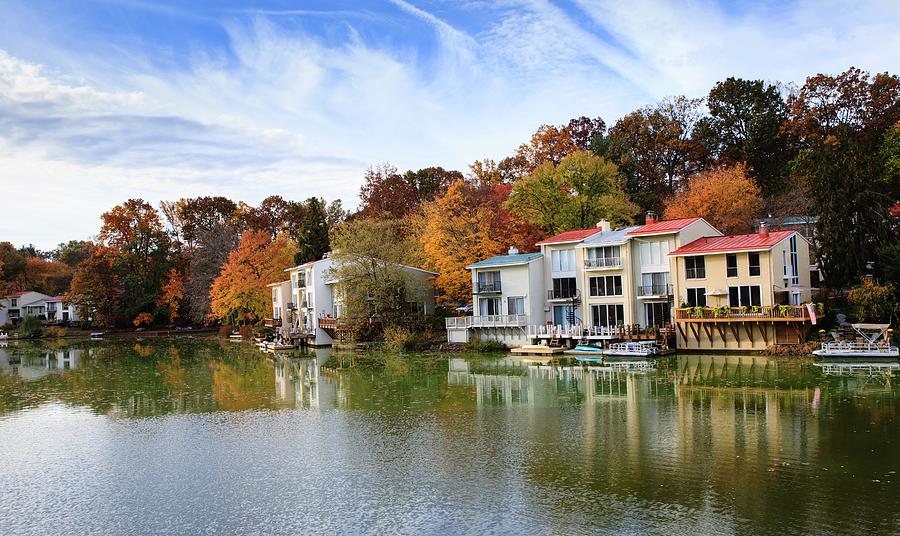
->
[673,305,814,350]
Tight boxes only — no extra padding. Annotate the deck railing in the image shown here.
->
[547,289,581,301]
[584,257,622,269]
[446,315,528,329]
[474,282,502,294]
[637,284,673,297]
[264,318,283,327]
[674,305,811,321]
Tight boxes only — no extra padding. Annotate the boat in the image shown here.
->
[90,332,104,340]
[603,341,657,357]
[0,331,8,340]
[812,324,898,358]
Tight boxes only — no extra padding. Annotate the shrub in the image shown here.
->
[383,325,427,353]
[239,324,253,339]
[17,316,43,339]
[45,326,68,338]
[847,279,898,323]
[218,323,233,337]
[464,338,508,353]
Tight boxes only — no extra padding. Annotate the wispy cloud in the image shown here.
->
[0,0,897,248]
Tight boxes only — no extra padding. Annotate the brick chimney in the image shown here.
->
[596,219,610,232]
[646,211,658,224]
[759,222,769,237]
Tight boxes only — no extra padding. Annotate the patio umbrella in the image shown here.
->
[707,288,728,305]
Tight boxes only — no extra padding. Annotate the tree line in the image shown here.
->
[1,66,898,327]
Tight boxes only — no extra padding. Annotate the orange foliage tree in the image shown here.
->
[209,230,298,324]
[664,164,762,234]
[156,269,184,323]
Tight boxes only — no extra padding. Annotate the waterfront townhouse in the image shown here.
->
[0,291,52,326]
[576,222,639,331]
[625,214,722,329]
[669,224,815,351]
[446,247,544,346]
[536,226,608,328]
[44,296,80,324]
[286,255,437,347]
[266,280,293,337]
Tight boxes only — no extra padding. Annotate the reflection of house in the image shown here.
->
[285,255,437,347]
[0,346,82,380]
[273,350,336,409]
[670,225,814,351]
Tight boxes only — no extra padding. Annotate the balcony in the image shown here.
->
[584,257,622,269]
[474,282,502,294]
[547,289,581,301]
[674,305,812,322]
[446,315,528,329]
[264,318,283,328]
[287,302,297,311]
[637,284,673,298]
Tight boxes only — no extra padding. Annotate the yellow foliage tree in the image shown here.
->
[664,164,762,234]
[133,312,154,327]
[156,269,184,323]
[416,180,503,305]
[209,230,298,324]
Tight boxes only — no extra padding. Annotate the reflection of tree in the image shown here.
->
[157,348,186,397]
[209,358,277,412]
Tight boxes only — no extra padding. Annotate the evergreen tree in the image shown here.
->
[295,197,330,265]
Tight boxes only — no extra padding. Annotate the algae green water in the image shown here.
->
[1,338,899,535]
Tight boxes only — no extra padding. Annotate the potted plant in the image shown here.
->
[692,306,704,318]
[740,305,748,316]
[778,305,791,317]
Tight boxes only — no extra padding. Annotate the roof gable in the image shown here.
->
[535,228,603,246]
[626,217,704,237]
[467,252,542,269]
[669,230,796,256]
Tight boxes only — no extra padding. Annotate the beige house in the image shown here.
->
[670,225,815,351]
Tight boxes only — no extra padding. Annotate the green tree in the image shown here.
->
[295,197,330,265]
[506,151,639,234]
[695,77,794,195]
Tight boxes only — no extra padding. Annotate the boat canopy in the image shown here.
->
[850,323,892,343]
[851,323,891,330]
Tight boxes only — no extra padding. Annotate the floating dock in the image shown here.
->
[511,345,566,356]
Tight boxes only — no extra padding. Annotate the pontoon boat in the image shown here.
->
[812,324,898,358]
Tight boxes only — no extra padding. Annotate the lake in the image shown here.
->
[1,338,899,535]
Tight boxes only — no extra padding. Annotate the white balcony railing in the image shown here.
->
[446,315,528,329]
[584,257,622,269]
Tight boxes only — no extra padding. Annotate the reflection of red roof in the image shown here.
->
[536,228,602,245]
[670,230,795,256]
[627,217,703,236]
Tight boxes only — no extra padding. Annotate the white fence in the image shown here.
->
[446,315,529,329]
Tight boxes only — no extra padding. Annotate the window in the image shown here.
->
[686,288,707,307]
[10,298,17,307]
[550,249,575,272]
[272,288,278,303]
[789,235,799,285]
[551,277,577,299]
[640,272,670,296]
[274,306,281,319]
[553,305,578,327]
[685,256,706,279]
[585,246,621,267]
[639,241,670,267]
[479,297,501,316]
[507,297,525,315]
[477,271,501,292]
[728,285,762,307]
[589,275,623,297]
[645,302,671,327]
[749,252,760,277]
[591,304,624,327]
[726,254,738,278]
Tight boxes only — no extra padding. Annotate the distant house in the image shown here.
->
[266,280,293,337]
[0,291,80,326]
[0,291,51,326]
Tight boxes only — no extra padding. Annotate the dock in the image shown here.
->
[511,345,566,356]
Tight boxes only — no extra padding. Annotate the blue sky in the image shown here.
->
[1,0,898,249]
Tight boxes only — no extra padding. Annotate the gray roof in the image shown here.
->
[467,252,542,269]
[577,226,639,247]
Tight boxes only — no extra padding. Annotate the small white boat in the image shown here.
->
[90,332,104,340]
[0,331,8,340]
[603,341,658,357]
[812,324,898,358]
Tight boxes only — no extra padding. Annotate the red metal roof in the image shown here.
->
[626,217,703,236]
[669,230,795,256]
[535,227,602,245]
[6,291,29,297]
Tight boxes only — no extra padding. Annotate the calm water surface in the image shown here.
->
[1,339,899,535]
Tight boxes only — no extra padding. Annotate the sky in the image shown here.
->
[0,0,898,250]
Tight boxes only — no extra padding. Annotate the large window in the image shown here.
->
[645,302,671,327]
[591,304,624,328]
[728,285,762,307]
[550,249,576,272]
[640,272,670,296]
[479,297,501,316]
[589,275,623,297]
[507,297,525,315]
[476,271,501,293]
[726,254,738,278]
[685,256,706,279]
[551,277,578,299]
[789,235,799,285]
[686,288,707,307]
[639,241,670,268]
[585,245,621,267]
[749,252,761,277]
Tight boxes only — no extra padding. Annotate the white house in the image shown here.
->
[0,291,51,326]
[44,296,80,324]
[266,280,293,338]
[446,247,544,346]
[286,254,437,347]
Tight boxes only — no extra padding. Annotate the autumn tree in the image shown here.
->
[416,180,503,306]
[67,246,122,325]
[359,164,463,219]
[664,164,762,235]
[209,230,298,324]
[161,196,238,248]
[53,240,96,267]
[787,67,900,288]
[0,242,26,284]
[19,258,73,296]
[507,151,639,235]
[694,77,794,195]
[512,116,606,174]
[156,269,184,323]
[608,96,709,213]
